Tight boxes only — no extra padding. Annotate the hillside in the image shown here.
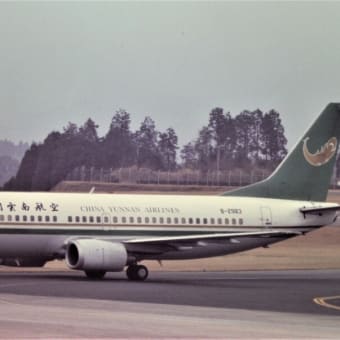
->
[0,140,29,186]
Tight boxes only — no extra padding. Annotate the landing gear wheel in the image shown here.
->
[85,270,106,280]
[126,264,148,281]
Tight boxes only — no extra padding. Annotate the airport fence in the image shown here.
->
[66,166,273,187]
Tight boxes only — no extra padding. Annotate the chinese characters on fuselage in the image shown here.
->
[0,202,59,213]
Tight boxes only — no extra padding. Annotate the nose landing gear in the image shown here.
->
[126,264,148,281]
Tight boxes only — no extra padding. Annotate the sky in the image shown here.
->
[1,1,340,149]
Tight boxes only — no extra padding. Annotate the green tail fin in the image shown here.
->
[223,103,340,201]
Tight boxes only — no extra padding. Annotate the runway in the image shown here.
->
[0,269,339,338]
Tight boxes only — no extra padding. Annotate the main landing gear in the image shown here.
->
[126,264,149,281]
[83,265,148,281]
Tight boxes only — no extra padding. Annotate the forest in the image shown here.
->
[3,107,288,191]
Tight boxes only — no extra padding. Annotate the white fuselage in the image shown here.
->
[0,191,336,264]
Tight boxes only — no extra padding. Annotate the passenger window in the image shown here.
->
[104,216,109,223]
[68,216,72,223]
[239,218,243,225]
[53,216,57,222]
[217,218,222,225]
[152,217,157,224]
[203,218,208,224]
[174,217,179,224]
[30,216,35,222]
[210,218,215,224]
[45,216,50,222]
[181,217,186,224]
[167,217,171,224]
[129,217,134,223]
[196,218,200,224]
[225,218,229,225]
[137,217,142,223]
[188,218,193,224]
[113,216,118,223]
[145,217,150,223]
[23,215,27,222]
[159,217,164,224]
[15,215,20,222]
[38,216,42,222]
[75,216,80,223]
[232,218,236,225]
[0,215,4,222]
[7,215,12,222]
[82,216,87,223]
[89,216,94,223]
[96,217,101,223]
[122,217,126,223]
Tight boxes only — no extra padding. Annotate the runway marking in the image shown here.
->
[313,295,340,311]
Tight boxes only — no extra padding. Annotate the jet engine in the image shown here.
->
[65,239,128,272]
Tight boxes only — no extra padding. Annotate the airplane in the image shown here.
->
[0,103,340,281]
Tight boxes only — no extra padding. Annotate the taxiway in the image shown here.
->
[0,269,339,338]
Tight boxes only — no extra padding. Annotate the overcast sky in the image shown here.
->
[1,1,340,148]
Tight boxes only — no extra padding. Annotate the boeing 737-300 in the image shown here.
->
[0,103,339,281]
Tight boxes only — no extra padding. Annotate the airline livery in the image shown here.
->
[0,103,340,281]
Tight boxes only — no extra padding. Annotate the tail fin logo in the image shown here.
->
[302,137,337,167]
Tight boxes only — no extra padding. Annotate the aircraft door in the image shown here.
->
[260,207,272,227]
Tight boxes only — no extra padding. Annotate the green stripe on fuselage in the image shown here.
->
[0,226,319,236]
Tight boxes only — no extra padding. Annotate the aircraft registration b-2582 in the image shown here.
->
[0,103,340,281]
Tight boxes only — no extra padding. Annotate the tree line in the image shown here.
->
[3,107,288,191]
[182,108,287,173]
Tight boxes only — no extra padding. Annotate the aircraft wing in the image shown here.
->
[123,230,300,254]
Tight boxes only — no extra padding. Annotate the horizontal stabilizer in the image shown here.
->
[300,205,340,215]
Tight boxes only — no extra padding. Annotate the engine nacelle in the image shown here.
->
[66,239,128,272]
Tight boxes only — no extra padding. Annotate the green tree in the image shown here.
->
[102,109,136,168]
[234,110,265,167]
[208,107,236,170]
[260,110,288,166]
[248,109,264,163]
[135,117,161,169]
[79,118,99,143]
[158,127,178,171]
[194,126,214,173]
[180,142,197,169]
[233,111,251,167]
[32,132,63,190]
[78,118,100,166]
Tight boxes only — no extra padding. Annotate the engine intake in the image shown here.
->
[66,239,128,272]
